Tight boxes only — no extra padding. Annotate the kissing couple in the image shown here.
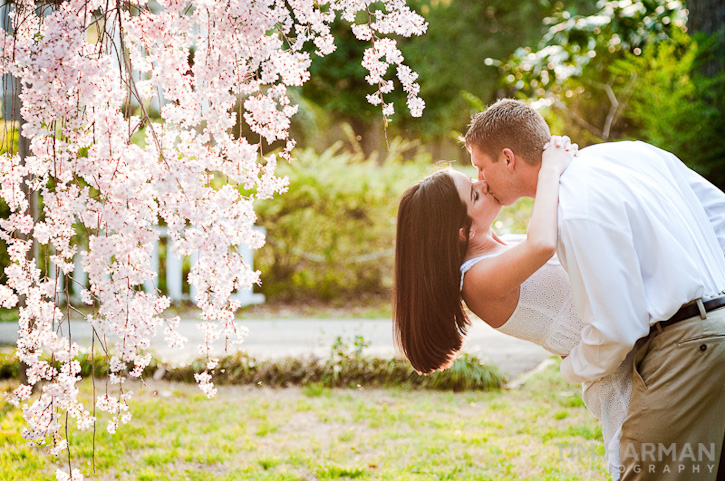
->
[394,99,725,480]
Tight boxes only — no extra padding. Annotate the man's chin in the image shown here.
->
[499,194,526,206]
[493,196,508,206]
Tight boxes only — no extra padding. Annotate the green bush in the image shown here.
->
[501,1,687,145]
[0,308,18,323]
[297,0,592,155]
[253,138,436,302]
[0,349,20,379]
[611,31,725,188]
[499,3,724,189]
[0,341,507,391]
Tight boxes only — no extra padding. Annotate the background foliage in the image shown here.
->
[257,0,724,303]
[298,0,591,158]
[253,138,435,302]
[501,0,725,188]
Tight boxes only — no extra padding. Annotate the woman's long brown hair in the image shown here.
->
[393,170,472,374]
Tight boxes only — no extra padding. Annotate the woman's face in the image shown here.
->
[447,170,502,231]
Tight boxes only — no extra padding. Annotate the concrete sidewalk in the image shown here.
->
[0,318,551,378]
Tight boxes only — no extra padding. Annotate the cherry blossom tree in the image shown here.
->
[0,1,426,478]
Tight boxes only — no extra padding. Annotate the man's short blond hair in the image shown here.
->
[464,99,551,166]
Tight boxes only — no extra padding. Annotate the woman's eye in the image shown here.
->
[473,191,479,200]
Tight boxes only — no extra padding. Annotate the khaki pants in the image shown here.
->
[619,307,725,481]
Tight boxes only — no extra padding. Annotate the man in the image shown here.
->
[464,98,725,480]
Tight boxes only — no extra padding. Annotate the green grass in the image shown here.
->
[0,359,607,480]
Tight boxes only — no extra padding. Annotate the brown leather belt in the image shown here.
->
[655,295,725,331]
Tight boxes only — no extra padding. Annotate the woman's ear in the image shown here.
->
[459,227,474,242]
[459,227,468,243]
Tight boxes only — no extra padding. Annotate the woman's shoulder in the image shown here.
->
[460,240,516,280]
[460,252,501,291]
[461,252,499,271]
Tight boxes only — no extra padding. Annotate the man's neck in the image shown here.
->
[520,162,541,198]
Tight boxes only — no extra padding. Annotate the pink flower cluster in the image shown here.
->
[356,2,427,120]
[0,1,425,478]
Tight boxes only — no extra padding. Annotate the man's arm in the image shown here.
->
[557,217,651,384]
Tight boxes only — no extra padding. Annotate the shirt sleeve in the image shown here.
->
[558,217,651,384]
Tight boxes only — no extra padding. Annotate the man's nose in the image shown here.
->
[472,179,490,194]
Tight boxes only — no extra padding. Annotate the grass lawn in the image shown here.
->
[1,359,607,480]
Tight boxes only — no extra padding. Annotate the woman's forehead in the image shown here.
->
[446,170,471,200]
[446,169,470,184]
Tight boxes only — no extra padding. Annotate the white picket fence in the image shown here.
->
[55,227,265,307]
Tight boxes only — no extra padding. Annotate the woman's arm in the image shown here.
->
[523,136,574,254]
[463,136,576,300]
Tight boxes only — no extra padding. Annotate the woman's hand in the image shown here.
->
[542,135,578,175]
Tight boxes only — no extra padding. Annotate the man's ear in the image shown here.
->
[502,148,515,172]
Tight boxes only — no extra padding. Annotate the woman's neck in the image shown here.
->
[464,230,508,260]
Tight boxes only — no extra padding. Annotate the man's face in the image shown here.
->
[469,145,518,206]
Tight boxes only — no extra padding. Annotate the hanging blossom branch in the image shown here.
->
[0,1,426,479]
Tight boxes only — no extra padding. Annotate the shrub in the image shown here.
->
[0,349,19,379]
[611,31,725,189]
[253,138,436,302]
[162,343,505,391]
[0,341,507,392]
[499,2,724,189]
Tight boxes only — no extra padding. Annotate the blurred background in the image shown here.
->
[254,0,725,310]
[1,0,723,313]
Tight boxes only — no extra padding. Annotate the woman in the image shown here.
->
[393,136,631,480]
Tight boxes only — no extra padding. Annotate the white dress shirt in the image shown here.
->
[556,140,725,384]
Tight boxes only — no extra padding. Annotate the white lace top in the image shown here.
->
[460,239,632,480]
